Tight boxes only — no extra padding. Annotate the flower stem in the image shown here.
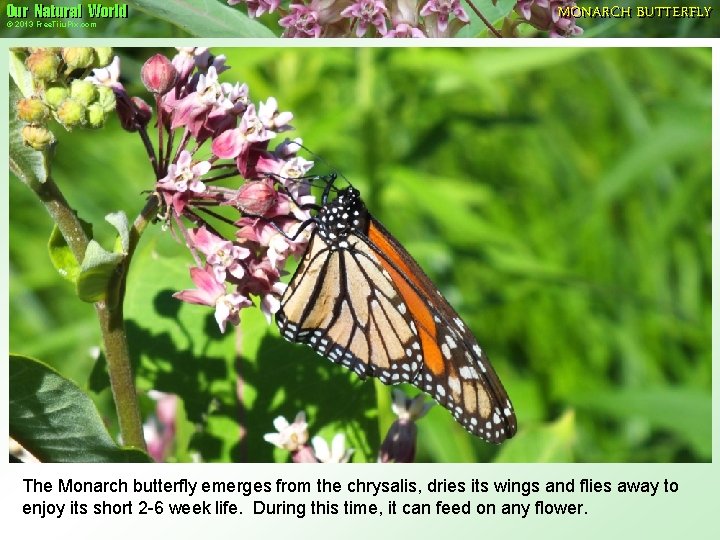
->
[26,174,148,451]
[464,0,503,38]
[95,300,146,450]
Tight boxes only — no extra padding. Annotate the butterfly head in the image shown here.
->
[316,187,368,241]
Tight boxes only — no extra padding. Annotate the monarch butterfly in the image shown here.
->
[276,176,516,443]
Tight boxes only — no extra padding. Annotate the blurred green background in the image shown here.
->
[579,0,719,37]
[3,0,718,38]
[9,47,711,462]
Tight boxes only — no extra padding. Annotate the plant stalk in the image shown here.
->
[28,175,147,451]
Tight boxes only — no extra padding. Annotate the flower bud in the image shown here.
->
[516,3,552,31]
[16,97,49,123]
[116,94,137,132]
[70,79,97,107]
[378,420,417,463]
[234,180,277,216]
[96,86,117,113]
[44,84,70,109]
[62,47,95,70]
[131,96,152,128]
[141,54,178,95]
[115,94,152,132]
[56,98,86,129]
[26,49,61,82]
[93,47,113,67]
[85,103,106,129]
[22,125,55,151]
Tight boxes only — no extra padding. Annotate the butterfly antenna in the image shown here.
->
[290,140,351,191]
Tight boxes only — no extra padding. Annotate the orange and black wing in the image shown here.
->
[276,187,516,442]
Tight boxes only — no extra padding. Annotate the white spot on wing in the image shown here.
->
[459,366,479,380]
[448,376,461,395]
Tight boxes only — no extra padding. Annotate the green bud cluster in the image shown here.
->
[15,47,117,150]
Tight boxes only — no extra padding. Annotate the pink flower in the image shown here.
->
[168,67,228,137]
[190,226,251,283]
[211,104,275,160]
[419,0,468,33]
[160,150,210,193]
[258,97,294,132]
[135,48,316,333]
[157,150,210,215]
[384,22,426,37]
[516,0,583,37]
[172,47,207,81]
[341,0,389,37]
[174,266,252,332]
[231,0,281,18]
[240,256,288,322]
[279,4,323,38]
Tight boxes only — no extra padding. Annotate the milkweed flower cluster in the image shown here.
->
[228,0,583,37]
[514,0,582,37]
[228,0,469,37]
[13,47,117,150]
[86,48,316,332]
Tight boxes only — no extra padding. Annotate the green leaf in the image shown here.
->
[572,388,711,460]
[47,218,94,283]
[9,82,50,186]
[495,410,577,462]
[455,0,518,37]
[124,234,241,462]
[9,354,151,462]
[9,50,34,97]
[76,240,124,302]
[106,211,130,253]
[597,119,711,203]
[127,0,275,37]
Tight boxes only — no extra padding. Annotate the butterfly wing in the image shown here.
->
[277,229,425,386]
[276,188,516,443]
[365,217,517,442]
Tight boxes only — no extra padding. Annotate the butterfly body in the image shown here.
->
[276,182,517,443]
